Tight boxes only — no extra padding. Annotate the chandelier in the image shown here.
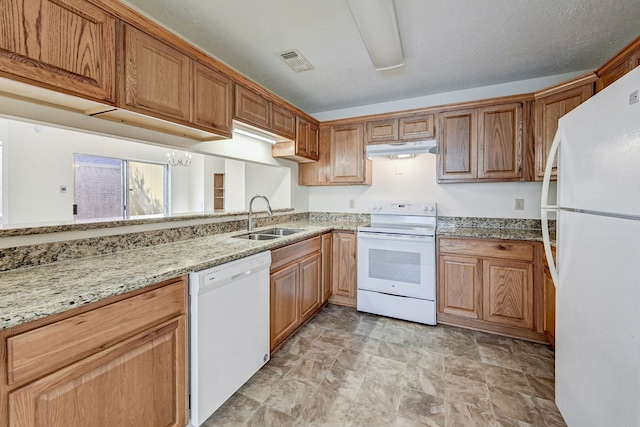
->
[167,151,192,167]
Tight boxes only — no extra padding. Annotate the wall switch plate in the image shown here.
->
[630,90,639,105]
[349,199,355,209]
[515,198,524,210]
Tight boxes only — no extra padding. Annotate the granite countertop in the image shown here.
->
[0,220,360,331]
[436,226,547,242]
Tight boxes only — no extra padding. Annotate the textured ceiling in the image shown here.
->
[122,0,640,114]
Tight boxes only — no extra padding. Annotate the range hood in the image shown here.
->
[366,139,438,157]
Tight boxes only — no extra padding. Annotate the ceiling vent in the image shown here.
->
[278,49,314,72]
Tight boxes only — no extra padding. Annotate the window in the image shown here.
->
[74,154,168,221]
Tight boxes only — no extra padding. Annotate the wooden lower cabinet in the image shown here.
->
[438,237,545,342]
[0,278,188,427]
[270,236,323,351]
[321,232,333,303]
[438,254,482,319]
[300,253,322,320]
[329,231,357,307]
[483,258,533,329]
[270,263,300,349]
[543,246,557,348]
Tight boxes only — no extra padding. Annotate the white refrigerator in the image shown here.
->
[541,66,640,427]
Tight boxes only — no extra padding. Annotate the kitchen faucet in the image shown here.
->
[248,195,273,231]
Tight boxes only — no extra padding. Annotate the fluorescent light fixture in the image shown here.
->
[394,153,414,159]
[347,0,404,71]
[233,128,277,144]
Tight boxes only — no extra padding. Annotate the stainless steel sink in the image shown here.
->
[234,233,281,240]
[259,228,303,236]
[233,228,303,240]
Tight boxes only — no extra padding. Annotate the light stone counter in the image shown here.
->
[0,220,360,331]
[436,226,547,242]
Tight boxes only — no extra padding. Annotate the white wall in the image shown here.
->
[308,156,555,219]
[224,159,245,212]
[245,163,291,210]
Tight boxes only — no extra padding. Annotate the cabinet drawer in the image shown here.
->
[439,238,534,262]
[271,236,321,272]
[7,278,186,386]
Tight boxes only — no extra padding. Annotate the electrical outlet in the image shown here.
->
[515,198,524,210]
[630,90,639,105]
[349,199,355,209]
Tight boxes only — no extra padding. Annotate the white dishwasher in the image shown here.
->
[188,251,271,426]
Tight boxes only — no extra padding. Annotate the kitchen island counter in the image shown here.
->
[0,220,360,331]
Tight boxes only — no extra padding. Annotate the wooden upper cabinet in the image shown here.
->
[534,74,596,180]
[329,122,368,183]
[123,25,190,121]
[366,118,398,144]
[399,113,435,140]
[234,84,270,129]
[596,35,640,92]
[271,104,296,139]
[309,122,320,160]
[478,103,522,180]
[300,122,369,186]
[365,113,434,144]
[0,0,116,103]
[438,98,526,183]
[192,62,232,136]
[272,116,320,162]
[438,109,477,181]
[295,116,319,160]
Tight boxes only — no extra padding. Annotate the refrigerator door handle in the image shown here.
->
[541,128,561,288]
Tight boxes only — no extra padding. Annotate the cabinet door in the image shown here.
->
[296,116,311,158]
[192,62,232,136]
[270,263,300,350]
[399,114,435,140]
[483,259,534,329]
[308,122,320,160]
[596,39,640,92]
[478,103,523,180]
[0,0,116,103]
[331,231,357,302]
[543,267,556,347]
[366,118,398,144]
[438,254,482,319]
[534,82,593,180]
[321,233,333,303]
[8,317,187,427]
[438,109,477,181]
[124,26,190,121]
[271,104,296,139]
[234,84,270,129]
[329,123,365,183]
[300,252,322,321]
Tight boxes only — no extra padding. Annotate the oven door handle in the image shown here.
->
[357,232,434,243]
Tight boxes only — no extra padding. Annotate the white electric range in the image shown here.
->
[357,201,437,325]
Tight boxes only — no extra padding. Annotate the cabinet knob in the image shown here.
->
[497,245,507,250]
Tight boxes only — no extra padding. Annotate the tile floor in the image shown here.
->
[203,304,567,427]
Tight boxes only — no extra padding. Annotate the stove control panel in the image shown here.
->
[370,201,437,216]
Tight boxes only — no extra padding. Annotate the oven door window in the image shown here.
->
[369,249,421,284]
